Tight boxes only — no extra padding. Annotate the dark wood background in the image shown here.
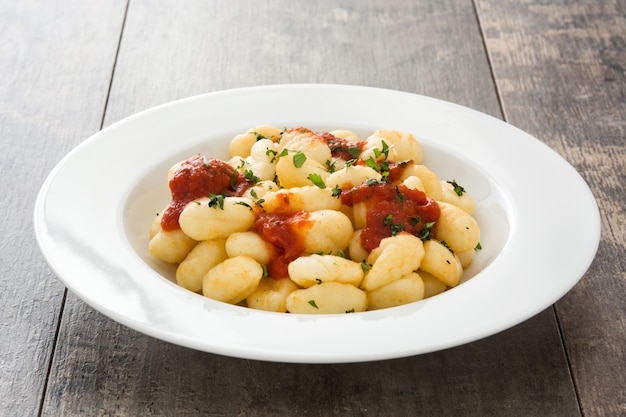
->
[1,1,624,416]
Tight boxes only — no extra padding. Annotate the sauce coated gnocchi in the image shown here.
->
[149,126,481,313]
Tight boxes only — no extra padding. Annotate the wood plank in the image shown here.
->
[102,0,502,123]
[475,1,626,416]
[41,0,582,415]
[0,0,128,416]
[46,297,579,417]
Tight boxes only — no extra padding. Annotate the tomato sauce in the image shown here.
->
[317,131,365,161]
[252,211,311,278]
[341,181,440,251]
[287,127,365,161]
[386,160,414,182]
[160,155,251,231]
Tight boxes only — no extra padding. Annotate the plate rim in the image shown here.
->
[33,83,601,363]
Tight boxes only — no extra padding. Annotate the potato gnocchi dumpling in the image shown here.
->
[367,272,425,310]
[288,254,364,288]
[179,196,256,241]
[286,282,367,314]
[149,126,482,314]
[176,238,227,292]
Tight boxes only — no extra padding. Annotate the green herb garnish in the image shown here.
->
[372,140,392,159]
[293,151,307,168]
[207,194,225,210]
[418,221,436,241]
[235,201,253,211]
[266,148,278,163]
[383,214,405,236]
[446,180,466,196]
[307,173,326,188]
[440,240,454,253]
[394,186,405,202]
[244,169,260,184]
[253,132,267,141]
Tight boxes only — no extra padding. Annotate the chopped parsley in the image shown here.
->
[363,156,391,182]
[253,131,267,141]
[446,180,466,196]
[235,201,253,211]
[440,240,454,253]
[394,186,405,202]
[383,214,405,236]
[331,184,342,197]
[293,151,307,168]
[418,221,436,241]
[364,177,380,186]
[372,140,392,159]
[307,173,326,188]
[207,194,225,210]
[266,148,278,163]
[308,300,319,309]
[363,156,379,171]
[244,169,261,184]
[337,146,362,159]
[310,249,347,258]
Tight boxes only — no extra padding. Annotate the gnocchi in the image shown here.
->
[149,126,482,314]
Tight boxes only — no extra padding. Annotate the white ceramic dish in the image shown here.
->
[34,84,600,363]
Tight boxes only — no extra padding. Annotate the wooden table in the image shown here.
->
[2,1,624,416]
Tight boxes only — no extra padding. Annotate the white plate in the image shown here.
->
[34,84,600,363]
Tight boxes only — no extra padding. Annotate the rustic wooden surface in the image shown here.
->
[476,1,626,416]
[1,0,623,416]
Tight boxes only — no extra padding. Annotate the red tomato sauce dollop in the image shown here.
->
[341,181,440,252]
[317,131,366,161]
[252,211,311,279]
[160,155,251,231]
[288,127,366,161]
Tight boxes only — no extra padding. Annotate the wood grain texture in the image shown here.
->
[39,1,582,416]
[103,0,502,124]
[475,1,626,416]
[45,297,579,417]
[0,1,127,416]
